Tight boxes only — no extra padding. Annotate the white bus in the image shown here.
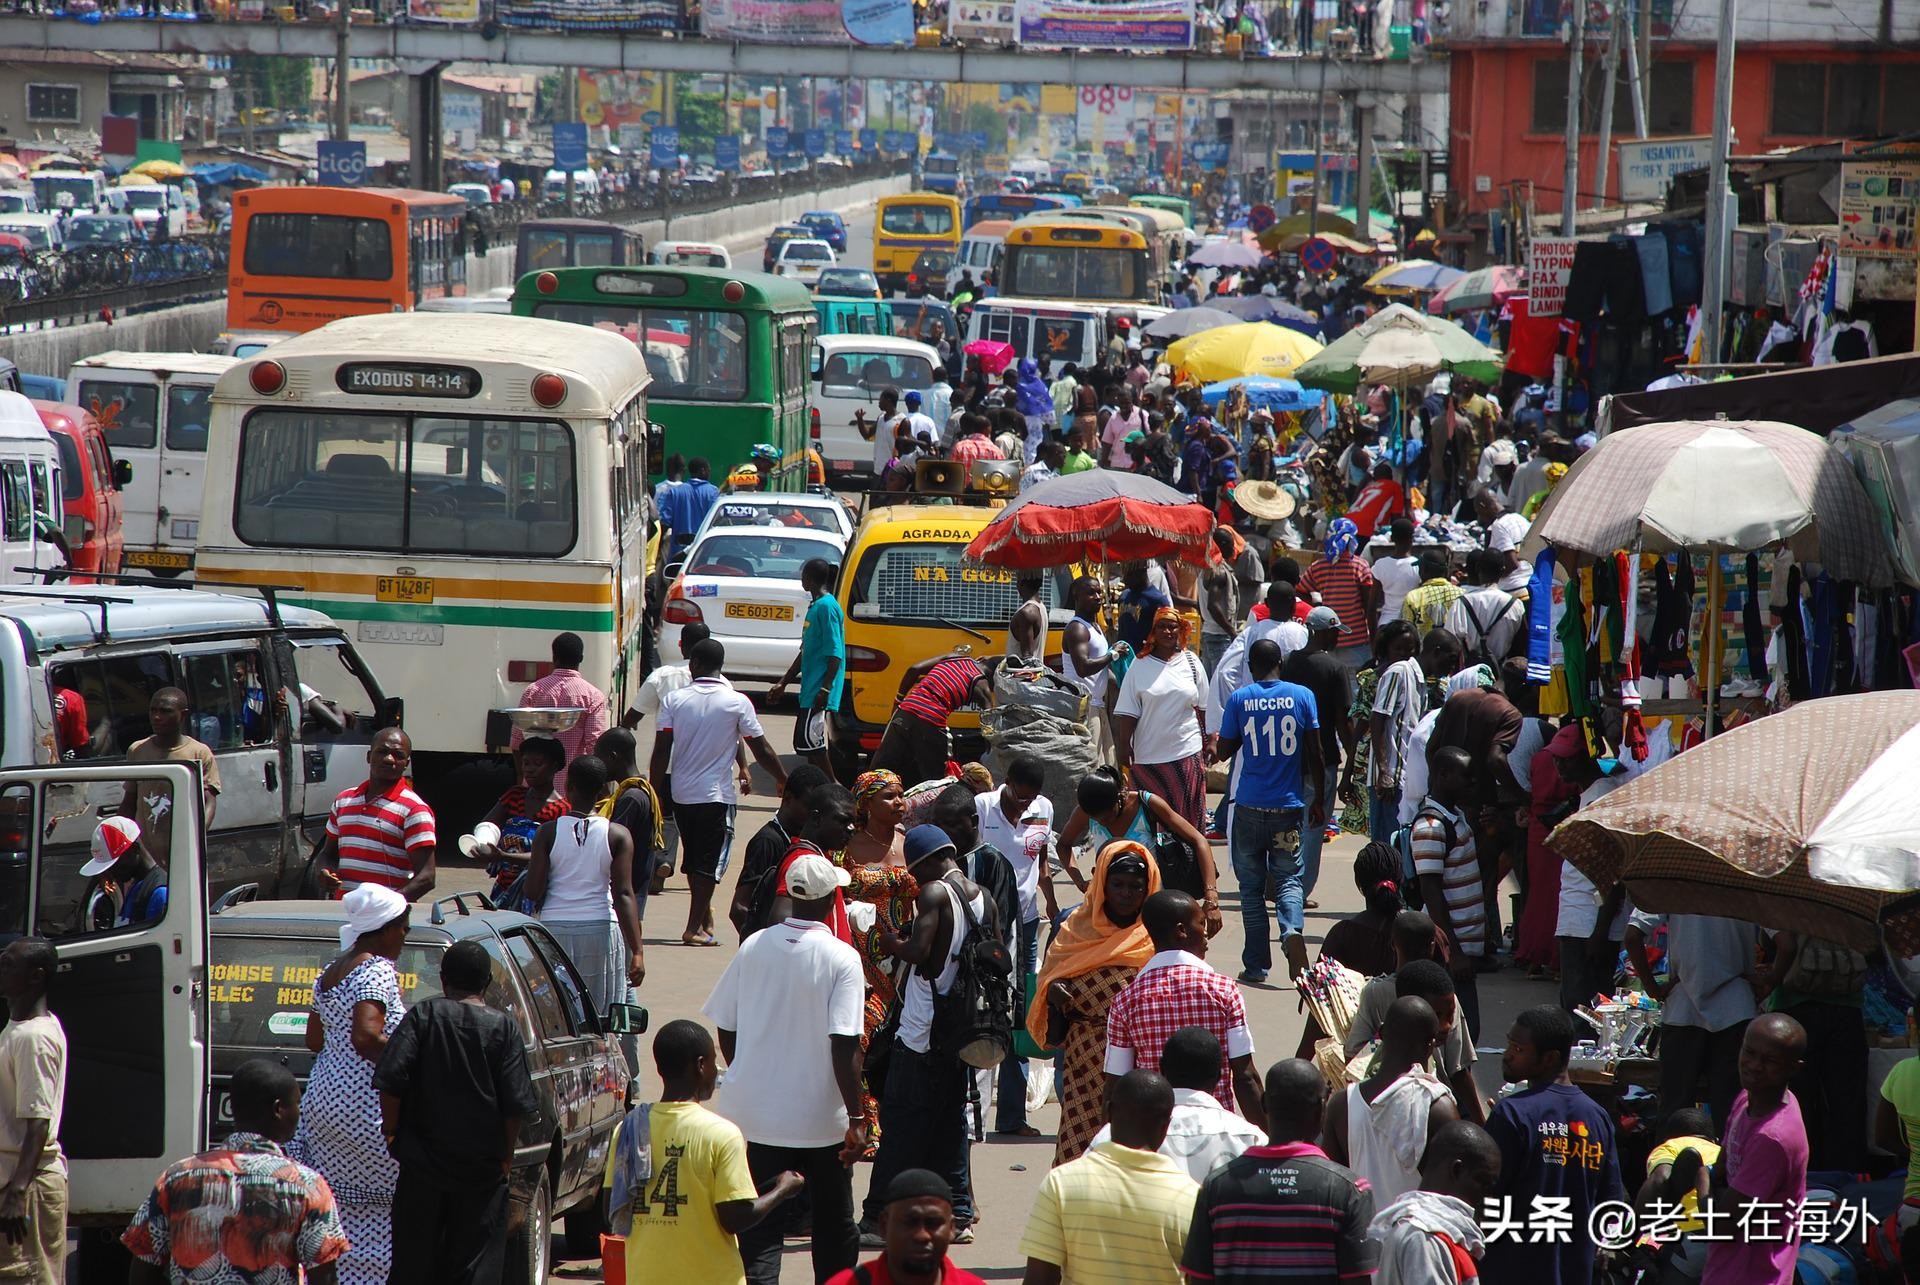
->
[194,313,656,791]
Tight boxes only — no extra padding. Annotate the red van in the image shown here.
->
[32,400,128,580]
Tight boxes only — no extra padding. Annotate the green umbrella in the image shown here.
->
[1292,301,1504,395]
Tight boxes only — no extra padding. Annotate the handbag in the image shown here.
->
[1012,970,1044,1060]
[1150,817,1206,898]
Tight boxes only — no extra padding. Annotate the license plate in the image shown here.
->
[376,576,435,603]
[125,549,191,569]
[725,601,793,621]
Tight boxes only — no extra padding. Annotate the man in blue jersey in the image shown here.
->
[1215,638,1323,984]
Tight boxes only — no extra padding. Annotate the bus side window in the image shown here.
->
[54,654,174,760]
[0,459,31,542]
[180,650,272,750]
[0,784,29,937]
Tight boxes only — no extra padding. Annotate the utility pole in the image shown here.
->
[1593,2,1622,207]
[1637,0,1653,128]
[332,0,350,141]
[1561,0,1585,232]
[1623,0,1648,140]
[1700,0,1738,364]
[1308,53,1327,232]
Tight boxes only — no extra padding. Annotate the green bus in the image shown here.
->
[511,265,817,489]
[1130,193,1194,229]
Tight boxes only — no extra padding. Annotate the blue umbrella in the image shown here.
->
[1215,294,1325,338]
[1199,375,1326,415]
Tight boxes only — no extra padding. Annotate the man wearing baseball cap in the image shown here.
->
[900,390,938,449]
[82,816,167,928]
[827,1170,985,1285]
[704,844,864,1285]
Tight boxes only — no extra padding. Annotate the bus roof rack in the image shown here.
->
[0,581,138,643]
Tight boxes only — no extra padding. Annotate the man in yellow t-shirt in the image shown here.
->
[1635,1107,1721,1278]
[605,1020,804,1285]
[1018,1069,1199,1285]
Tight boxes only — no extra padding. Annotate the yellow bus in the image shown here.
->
[998,215,1155,305]
[872,194,962,294]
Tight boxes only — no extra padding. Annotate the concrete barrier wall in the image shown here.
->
[5,170,911,380]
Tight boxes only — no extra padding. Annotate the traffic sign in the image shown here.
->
[553,122,588,171]
[767,126,791,156]
[650,126,680,168]
[714,136,741,172]
[803,129,826,159]
[316,140,366,188]
[1300,237,1337,274]
[1248,203,1277,234]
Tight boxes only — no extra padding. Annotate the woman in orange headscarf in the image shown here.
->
[1026,839,1161,1164]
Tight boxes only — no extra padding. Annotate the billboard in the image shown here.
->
[499,0,676,27]
[1015,0,1193,49]
[1838,158,1920,259]
[1616,136,1709,203]
[1528,237,1578,317]
[703,0,909,42]
[409,0,479,21]
[949,0,1014,38]
[577,71,665,130]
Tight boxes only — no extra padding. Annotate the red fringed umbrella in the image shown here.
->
[963,468,1220,568]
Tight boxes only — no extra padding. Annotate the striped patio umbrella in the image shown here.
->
[963,468,1217,569]
[1427,264,1524,314]
[1551,692,1920,950]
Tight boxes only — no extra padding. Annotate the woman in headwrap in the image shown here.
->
[834,769,917,1151]
[1013,357,1055,464]
[1299,514,1380,666]
[1521,461,1568,519]
[294,885,409,1285]
[1113,606,1212,838]
[1027,840,1160,1164]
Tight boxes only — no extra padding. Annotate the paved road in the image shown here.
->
[433,694,1559,1284]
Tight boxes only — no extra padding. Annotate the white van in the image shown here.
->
[0,189,39,215]
[0,390,67,586]
[120,184,187,238]
[651,239,731,269]
[0,213,65,253]
[68,352,239,574]
[811,334,947,484]
[957,223,1008,278]
[542,167,601,201]
[30,167,107,213]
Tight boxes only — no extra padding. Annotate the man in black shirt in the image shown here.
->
[1183,1058,1377,1285]
[729,764,829,940]
[375,939,540,1285]
[1280,606,1351,912]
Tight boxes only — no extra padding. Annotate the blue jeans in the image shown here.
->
[1297,768,1333,902]
[1369,784,1402,845]
[995,917,1040,1132]
[1230,804,1305,976]
[1202,631,1231,676]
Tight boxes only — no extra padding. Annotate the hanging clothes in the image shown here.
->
[1617,553,1647,760]
[1645,557,1695,678]
[1526,547,1557,685]
[1562,240,1611,323]
[1742,554,1767,684]
[1588,558,1624,665]
[1636,234,1675,317]
[1559,570,1594,720]
[1663,222,1704,308]
[1780,563,1809,702]
[1605,236,1647,323]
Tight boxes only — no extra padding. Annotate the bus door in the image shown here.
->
[1,762,208,1220]
[74,370,163,553]
[157,375,217,562]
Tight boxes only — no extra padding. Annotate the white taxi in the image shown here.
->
[660,523,849,679]
[692,492,857,545]
[773,237,835,284]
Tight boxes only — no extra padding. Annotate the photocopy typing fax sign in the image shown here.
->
[1616,136,1709,203]
[1527,237,1578,317]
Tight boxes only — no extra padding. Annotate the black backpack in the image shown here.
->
[930,872,1015,1069]
[1456,590,1514,669]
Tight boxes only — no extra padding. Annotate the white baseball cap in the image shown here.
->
[82,816,140,876]
[785,851,852,900]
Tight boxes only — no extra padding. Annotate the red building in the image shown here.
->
[1449,20,1920,217]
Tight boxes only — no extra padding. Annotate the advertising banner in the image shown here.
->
[767,126,792,156]
[714,136,741,171]
[1527,237,1578,317]
[409,0,479,21]
[804,129,827,158]
[650,127,679,167]
[1838,159,1920,259]
[949,0,1015,39]
[1616,136,1709,202]
[703,0,905,42]
[499,0,675,28]
[1015,0,1193,49]
[577,71,664,130]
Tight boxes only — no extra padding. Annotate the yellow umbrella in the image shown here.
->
[117,171,158,186]
[1165,322,1324,383]
[130,159,187,179]
[31,154,83,171]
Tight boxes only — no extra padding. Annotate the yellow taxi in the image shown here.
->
[830,496,1076,778]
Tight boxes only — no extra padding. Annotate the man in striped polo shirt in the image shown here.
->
[316,727,438,900]
[872,653,1002,788]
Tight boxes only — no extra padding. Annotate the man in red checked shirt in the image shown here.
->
[827,1171,985,1285]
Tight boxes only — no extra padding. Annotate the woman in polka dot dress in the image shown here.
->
[292,885,410,1285]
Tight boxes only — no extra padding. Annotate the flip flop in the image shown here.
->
[681,932,718,947]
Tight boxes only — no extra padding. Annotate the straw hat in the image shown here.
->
[1233,480,1297,521]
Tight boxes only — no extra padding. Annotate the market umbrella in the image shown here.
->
[130,159,188,180]
[1165,322,1323,383]
[1199,375,1325,416]
[1363,259,1465,296]
[1256,207,1356,252]
[962,339,1014,375]
[1143,307,1239,342]
[116,172,158,187]
[1292,303,1503,395]
[1215,294,1321,331]
[1549,692,1920,950]
[1186,240,1266,270]
[30,154,82,170]
[1428,264,1524,315]
[1522,418,1895,586]
[963,468,1218,568]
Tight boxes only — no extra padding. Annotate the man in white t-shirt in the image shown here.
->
[900,390,939,448]
[860,387,908,478]
[1443,548,1528,666]
[1372,517,1423,628]
[650,639,789,947]
[1474,490,1533,593]
[975,756,1055,1137]
[705,849,865,1285]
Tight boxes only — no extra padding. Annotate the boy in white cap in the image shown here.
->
[82,816,167,928]
[704,849,864,1285]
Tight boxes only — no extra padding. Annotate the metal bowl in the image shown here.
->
[500,707,584,736]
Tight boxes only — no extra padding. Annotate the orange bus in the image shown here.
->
[226,187,470,333]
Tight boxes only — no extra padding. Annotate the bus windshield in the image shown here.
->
[521,229,616,272]
[235,409,576,556]
[530,302,747,402]
[926,156,961,176]
[1003,247,1143,302]
[244,213,393,280]
[882,204,955,236]
[819,349,937,393]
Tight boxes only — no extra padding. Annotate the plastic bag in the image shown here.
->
[982,703,1098,825]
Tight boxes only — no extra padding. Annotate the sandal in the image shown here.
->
[681,932,718,947]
